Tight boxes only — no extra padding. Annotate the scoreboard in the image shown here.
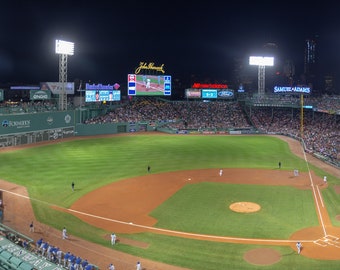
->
[128,74,171,96]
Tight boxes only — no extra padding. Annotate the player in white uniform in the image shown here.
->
[296,241,302,254]
[146,79,151,89]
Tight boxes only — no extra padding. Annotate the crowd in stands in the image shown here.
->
[248,107,339,164]
[0,100,59,114]
[84,99,253,131]
[311,94,340,112]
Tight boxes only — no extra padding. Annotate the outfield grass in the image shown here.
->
[0,134,339,270]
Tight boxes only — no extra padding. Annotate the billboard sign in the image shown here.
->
[185,89,201,99]
[273,86,311,94]
[201,89,217,99]
[85,83,120,90]
[217,89,234,99]
[40,82,75,95]
[30,90,51,100]
[192,83,228,89]
[85,90,121,102]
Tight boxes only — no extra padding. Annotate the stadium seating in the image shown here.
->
[18,261,34,270]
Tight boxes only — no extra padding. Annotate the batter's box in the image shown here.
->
[314,235,340,248]
[325,235,339,241]
[327,241,340,248]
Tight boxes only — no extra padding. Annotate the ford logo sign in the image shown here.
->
[218,90,233,97]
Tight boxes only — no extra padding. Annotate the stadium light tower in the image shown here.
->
[55,39,74,110]
[249,56,274,96]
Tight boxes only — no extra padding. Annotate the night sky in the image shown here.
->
[1,1,340,88]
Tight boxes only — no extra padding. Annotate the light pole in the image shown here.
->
[249,56,274,96]
[55,39,74,110]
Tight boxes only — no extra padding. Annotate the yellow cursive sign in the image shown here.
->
[135,62,165,74]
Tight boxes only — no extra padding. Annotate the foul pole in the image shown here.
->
[300,94,304,139]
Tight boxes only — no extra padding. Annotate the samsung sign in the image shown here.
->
[274,86,310,94]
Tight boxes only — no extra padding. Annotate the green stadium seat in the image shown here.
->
[0,250,12,261]
[0,262,11,270]
[18,261,34,270]
[8,256,23,268]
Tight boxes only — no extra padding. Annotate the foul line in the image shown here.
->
[301,142,327,236]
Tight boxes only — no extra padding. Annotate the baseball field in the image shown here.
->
[1,133,340,270]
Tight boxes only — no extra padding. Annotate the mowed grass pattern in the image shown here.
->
[0,134,339,270]
[151,182,317,239]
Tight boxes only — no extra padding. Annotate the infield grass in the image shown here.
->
[0,134,339,270]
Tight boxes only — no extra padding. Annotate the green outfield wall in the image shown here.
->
[0,111,157,147]
[0,111,76,147]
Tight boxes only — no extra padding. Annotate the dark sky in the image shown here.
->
[1,1,340,87]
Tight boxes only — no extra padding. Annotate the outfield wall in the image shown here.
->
[0,111,76,147]
[0,111,156,147]
[75,121,155,136]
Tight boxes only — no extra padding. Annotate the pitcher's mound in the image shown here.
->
[229,202,261,213]
[244,248,281,265]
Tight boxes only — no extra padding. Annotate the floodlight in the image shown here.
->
[249,56,274,66]
[55,39,74,55]
[249,56,274,95]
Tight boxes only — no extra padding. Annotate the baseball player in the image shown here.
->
[296,241,302,254]
[146,78,151,89]
[111,233,116,245]
[62,227,68,239]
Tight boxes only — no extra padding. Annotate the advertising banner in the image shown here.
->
[30,90,51,100]
[40,82,75,95]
